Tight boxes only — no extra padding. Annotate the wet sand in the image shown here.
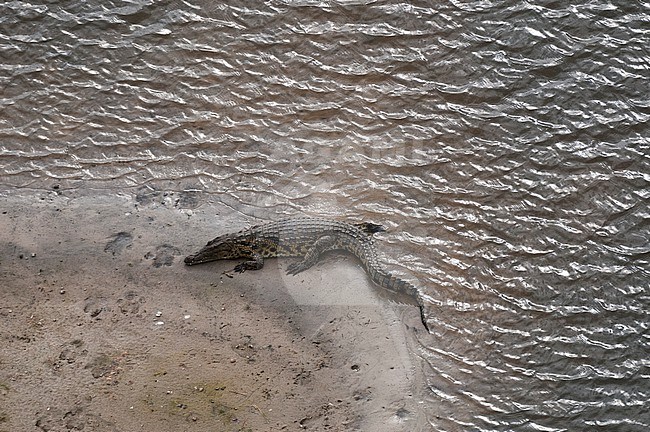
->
[1,188,429,431]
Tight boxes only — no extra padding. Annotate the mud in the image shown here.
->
[0,188,429,431]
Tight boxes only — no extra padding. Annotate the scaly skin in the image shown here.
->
[185,217,429,332]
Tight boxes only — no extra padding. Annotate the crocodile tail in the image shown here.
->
[370,269,430,332]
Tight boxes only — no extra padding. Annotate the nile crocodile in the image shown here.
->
[185,217,430,332]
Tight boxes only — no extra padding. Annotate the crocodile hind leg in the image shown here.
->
[285,235,335,276]
[354,222,386,235]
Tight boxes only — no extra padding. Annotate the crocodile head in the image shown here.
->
[184,233,252,265]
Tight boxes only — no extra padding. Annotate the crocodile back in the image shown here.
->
[249,217,378,259]
[252,217,418,298]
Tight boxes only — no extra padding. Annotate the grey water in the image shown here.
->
[1,0,649,430]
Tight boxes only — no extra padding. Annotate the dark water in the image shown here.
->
[1,1,649,430]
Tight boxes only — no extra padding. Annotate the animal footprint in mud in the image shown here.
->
[104,232,133,255]
[145,244,181,267]
[117,290,145,315]
[55,339,87,368]
[84,296,109,319]
[175,190,202,209]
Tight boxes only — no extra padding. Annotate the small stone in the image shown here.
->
[155,311,162,317]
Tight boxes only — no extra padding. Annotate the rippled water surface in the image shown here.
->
[2,0,649,430]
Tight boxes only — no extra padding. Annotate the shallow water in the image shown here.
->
[1,0,649,430]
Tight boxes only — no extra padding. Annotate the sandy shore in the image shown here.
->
[1,187,430,431]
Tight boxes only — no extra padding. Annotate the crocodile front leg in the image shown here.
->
[233,249,264,273]
[286,235,335,276]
